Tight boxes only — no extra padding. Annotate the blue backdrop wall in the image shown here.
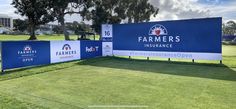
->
[2,41,50,70]
[108,17,222,60]
[113,17,222,53]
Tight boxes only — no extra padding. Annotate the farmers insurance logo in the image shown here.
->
[149,24,168,36]
[138,24,181,48]
[103,45,111,53]
[18,45,37,62]
[56,44,77,58]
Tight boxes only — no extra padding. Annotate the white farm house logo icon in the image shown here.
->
[138,24,181,48]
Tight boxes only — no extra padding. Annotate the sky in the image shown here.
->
[0,0,235,24]
[149,0,236,22]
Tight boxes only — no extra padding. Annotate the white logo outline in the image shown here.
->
[149,24,168,36]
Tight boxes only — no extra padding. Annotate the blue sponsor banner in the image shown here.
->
[113,17,222,53]
[2,41,50,70]
[80,41,102,59]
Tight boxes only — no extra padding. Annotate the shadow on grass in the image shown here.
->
[78,57,236,81]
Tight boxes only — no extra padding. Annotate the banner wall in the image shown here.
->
[1,40,103,71]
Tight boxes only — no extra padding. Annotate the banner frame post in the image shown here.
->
[1,42,3,73]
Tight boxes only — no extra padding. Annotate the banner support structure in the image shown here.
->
[1,42,3,73]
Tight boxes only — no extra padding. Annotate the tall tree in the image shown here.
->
[51,0,93,40]
[125,0,158,23]
[91,0,158,33]
[12,0,54,40]
[91,1,111,33]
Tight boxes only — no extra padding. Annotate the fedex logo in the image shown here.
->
[86,46,99,53]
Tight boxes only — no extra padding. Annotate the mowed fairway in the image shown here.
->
[0,35,236,109]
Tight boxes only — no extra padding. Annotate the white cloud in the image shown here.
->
[149,0,236,22]
[149,0,210,21]
[205,1,236,22]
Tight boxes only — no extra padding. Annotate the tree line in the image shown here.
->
[13,19,92,35]
[12,0,159,40]
[223,21,236,35]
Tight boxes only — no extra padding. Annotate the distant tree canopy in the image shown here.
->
[223,21,236,35]
[12,0,54,40]
[66,21,92,34]
[13,19,28,32]
[91,0,159,33]
[52,25,63,34]
[52,21,92,35]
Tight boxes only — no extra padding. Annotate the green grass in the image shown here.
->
[0,35,235,109]
[222,45,236,56]
[0,57,235,109]
[0,93,47,109]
